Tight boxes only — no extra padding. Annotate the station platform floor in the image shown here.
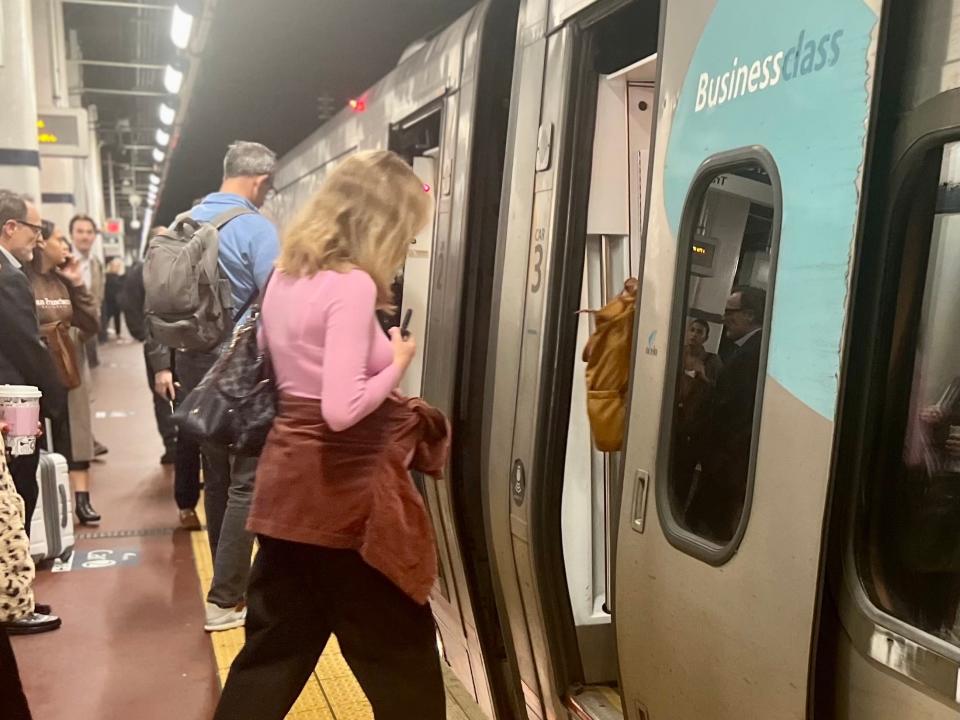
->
[12,338,484,720]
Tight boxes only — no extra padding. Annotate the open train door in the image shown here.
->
[613,0,885,718]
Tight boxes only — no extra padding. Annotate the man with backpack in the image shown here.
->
[144,141,279,632]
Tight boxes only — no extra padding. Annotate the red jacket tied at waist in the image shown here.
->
[247,392,450,604]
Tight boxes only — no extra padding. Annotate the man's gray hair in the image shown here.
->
[223,141,277,179]
[0,190,28,228]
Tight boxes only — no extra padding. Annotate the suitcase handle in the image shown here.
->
[58,484,68,529]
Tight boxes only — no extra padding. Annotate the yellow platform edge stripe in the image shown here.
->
[189,500,369,720]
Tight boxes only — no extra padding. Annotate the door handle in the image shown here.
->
[631,470,650,534]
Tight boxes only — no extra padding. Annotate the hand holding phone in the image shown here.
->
[390,309,416,371]
[56,253,84,287]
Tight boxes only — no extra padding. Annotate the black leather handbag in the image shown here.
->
[174,281,276,456]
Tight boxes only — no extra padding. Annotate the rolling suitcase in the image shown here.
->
[30,452,75,563]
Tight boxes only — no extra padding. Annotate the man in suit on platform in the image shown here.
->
[686,285,766,543]
[0,189,64,634]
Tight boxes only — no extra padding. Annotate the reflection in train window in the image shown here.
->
[859,142,960,647]
[667,163,776,545]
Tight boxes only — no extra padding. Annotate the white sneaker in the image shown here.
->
[204,602,246,632]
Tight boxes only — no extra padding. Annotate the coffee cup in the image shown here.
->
[0,385,42,456]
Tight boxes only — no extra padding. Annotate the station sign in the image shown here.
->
[36,107,90,158]
[101,218,125,258]
[104,218,124,236]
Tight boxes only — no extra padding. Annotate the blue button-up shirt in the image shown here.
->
[190,192,279,318]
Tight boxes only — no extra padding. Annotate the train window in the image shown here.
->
[857,141,960,647]
[662,156,780,553]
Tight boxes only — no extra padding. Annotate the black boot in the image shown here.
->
[75,491,101,525]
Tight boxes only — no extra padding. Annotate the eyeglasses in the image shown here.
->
[15,219,43,237]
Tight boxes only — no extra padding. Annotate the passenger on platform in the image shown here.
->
[214,150,447,720]
[0,190,64,636]
[101,257,124,340]
[177,141,279,631]
[684,286,765,542]
[26,225,102,526]
[122,227,202,530]
[0,435,37,719]
[69,214,108,459]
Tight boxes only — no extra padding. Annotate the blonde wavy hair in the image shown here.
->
[278,150,433,308]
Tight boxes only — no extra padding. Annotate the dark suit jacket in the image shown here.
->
[121,260,172,374]
[699,329,763,493]
[0,250,66,418]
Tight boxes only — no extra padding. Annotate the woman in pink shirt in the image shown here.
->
[214,151,444,720]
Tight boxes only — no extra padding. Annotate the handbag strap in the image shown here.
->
[233,268,276,323]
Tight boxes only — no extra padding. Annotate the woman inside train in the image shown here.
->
[214,150,450,720]
[26,225,101,525]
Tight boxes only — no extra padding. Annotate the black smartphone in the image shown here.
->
[400,308,413,338]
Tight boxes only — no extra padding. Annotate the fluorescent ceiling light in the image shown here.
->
[156,128,170,147]
[163,64,184,94]
[158,102,176,126]
[149,173,160,185]
[170,5,194,50]
[153,148,166,163]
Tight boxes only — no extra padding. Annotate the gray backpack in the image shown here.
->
[143,208,254,351]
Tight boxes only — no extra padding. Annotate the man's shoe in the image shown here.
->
[204,602,246,632]
[160,448,177,465]
[33,603,51,615]
[3,612,61,635]
[179,508,201,531]
[94,440,108,457]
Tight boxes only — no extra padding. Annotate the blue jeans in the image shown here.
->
[176,349,257,608]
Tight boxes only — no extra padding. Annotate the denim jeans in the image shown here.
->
[176,349,257,608]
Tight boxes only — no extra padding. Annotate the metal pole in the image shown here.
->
[70,59,166,70]
[61,0,171,10]
[48,0,65,105]
[106,153,117,218]
[68,87,167,97]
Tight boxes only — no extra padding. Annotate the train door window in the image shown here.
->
[857,141,960,648]
[383,108,442,336]
[662,157,780,554]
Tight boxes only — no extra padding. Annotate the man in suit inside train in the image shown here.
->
[0,189,65,634]
[686,285,766,543]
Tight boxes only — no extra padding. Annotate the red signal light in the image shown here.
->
[348,98,366,113]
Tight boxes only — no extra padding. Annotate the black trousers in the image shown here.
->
[145,346,178,454]
[146,348,201,510]
[8,451,40,539]
[213,537,445,720]
[0,629,32,719]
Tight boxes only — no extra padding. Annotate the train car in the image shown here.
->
[483,0,960,718]
[271,0,960,718]
[267,3,522,717]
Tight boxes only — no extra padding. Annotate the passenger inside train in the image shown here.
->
[5,0,960,719]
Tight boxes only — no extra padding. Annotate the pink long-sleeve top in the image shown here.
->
[260,268,402,431]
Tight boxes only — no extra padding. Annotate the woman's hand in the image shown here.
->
[56,254,84,287]
[389,327,417,372]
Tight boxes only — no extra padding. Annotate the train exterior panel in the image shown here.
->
[613,0,884,718]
